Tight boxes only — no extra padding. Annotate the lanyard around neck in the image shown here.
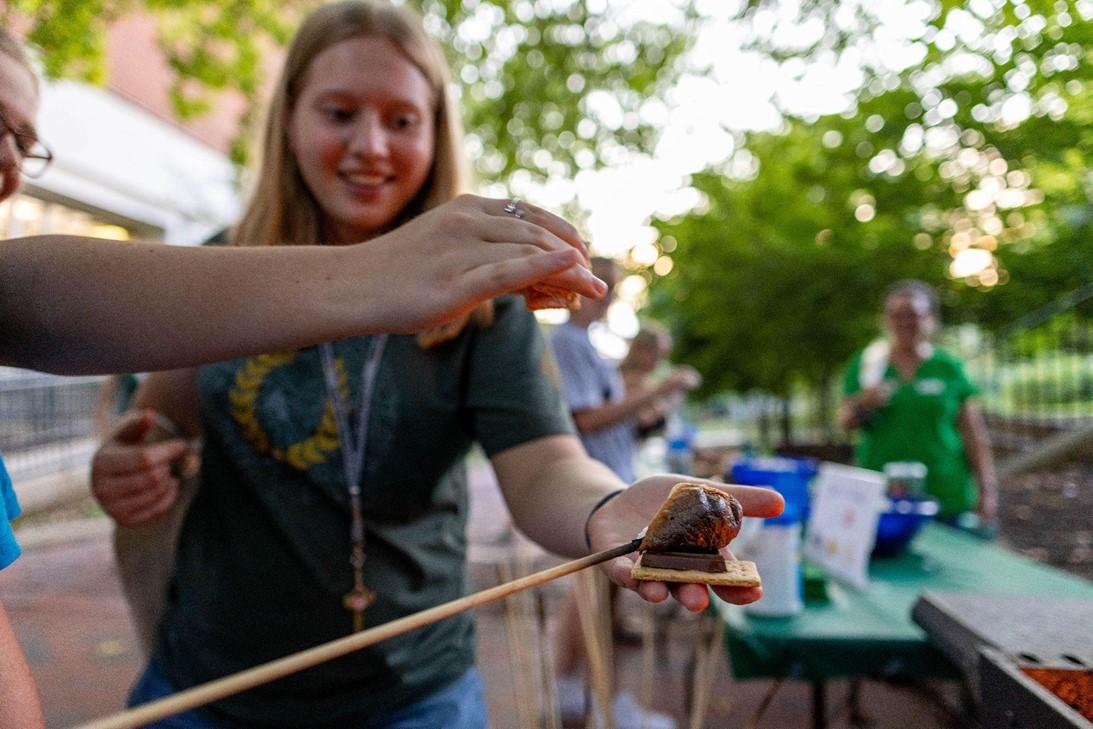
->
[319,335,388,501]
[318,334,388,632]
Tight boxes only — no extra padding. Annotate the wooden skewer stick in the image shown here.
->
[72,538,642,729]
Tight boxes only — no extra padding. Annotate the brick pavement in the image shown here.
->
[5,461,965,728]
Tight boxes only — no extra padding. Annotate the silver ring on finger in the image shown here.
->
[503,198,525,219]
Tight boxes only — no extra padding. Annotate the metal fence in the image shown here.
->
[694,284,1093,458]
[0,368,103,482]
[964,284,1093,454]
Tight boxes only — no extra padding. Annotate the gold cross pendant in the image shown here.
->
[343,585,376,632]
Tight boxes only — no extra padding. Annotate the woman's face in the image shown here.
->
[288,36,435,244]
[0,53,39,204]
[884,292,936,347]
[628,335,668,374]
[628,345,659,374]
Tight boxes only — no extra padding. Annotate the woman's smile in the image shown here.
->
[289,35,436,244]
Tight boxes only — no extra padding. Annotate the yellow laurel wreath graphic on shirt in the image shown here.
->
[228,351,346,471]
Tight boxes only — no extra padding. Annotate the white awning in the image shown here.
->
[28,80,241,245]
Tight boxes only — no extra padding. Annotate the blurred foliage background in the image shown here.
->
[2,0,697,176]
[646,0,1092,417]
[5,0,1091,440]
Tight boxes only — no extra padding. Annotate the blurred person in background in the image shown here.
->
[620,321,701,441]
[551,260,700,483]
[550,259,701,729]
[838,280,999,527]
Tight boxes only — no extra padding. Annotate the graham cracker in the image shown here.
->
[630,553,761,587]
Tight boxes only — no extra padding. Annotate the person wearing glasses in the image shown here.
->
[838,280,999,527]
[0,24,605,729]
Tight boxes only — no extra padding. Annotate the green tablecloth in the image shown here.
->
[716,522,1093,681]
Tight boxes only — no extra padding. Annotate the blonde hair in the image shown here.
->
[232,1,488,346]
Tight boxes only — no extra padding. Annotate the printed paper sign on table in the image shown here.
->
[803,462,886,589]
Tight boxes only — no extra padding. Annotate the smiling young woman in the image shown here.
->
[0,16,602,728]
[89,4,782,729]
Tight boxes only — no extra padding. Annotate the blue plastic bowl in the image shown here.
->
[872,497,939,558]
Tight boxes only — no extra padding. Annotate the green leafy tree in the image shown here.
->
[643,0,1091,434]
[4,0,696,175]
[727,0,1093,325]
[648,117,944,405]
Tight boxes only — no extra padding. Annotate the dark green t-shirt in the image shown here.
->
[156,296,572,727]
[842,347,977,516]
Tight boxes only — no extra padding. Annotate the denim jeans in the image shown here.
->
[129,660,490,729]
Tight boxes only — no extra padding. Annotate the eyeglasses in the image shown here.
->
[0,107,52,178]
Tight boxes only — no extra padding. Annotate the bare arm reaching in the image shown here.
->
[1,195,604,375]
[958,399,999,523]
[572,367,700,433]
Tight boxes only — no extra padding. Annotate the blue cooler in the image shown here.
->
[729,456,817,521]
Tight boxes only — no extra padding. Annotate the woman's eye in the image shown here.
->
[322,107,355,123]
[391,113,420,130]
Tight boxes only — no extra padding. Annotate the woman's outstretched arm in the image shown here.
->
[1,195,603,374]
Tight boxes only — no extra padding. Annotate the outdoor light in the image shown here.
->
[949,247,993,278]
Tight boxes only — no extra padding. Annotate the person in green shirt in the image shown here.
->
[839,280,999,522]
